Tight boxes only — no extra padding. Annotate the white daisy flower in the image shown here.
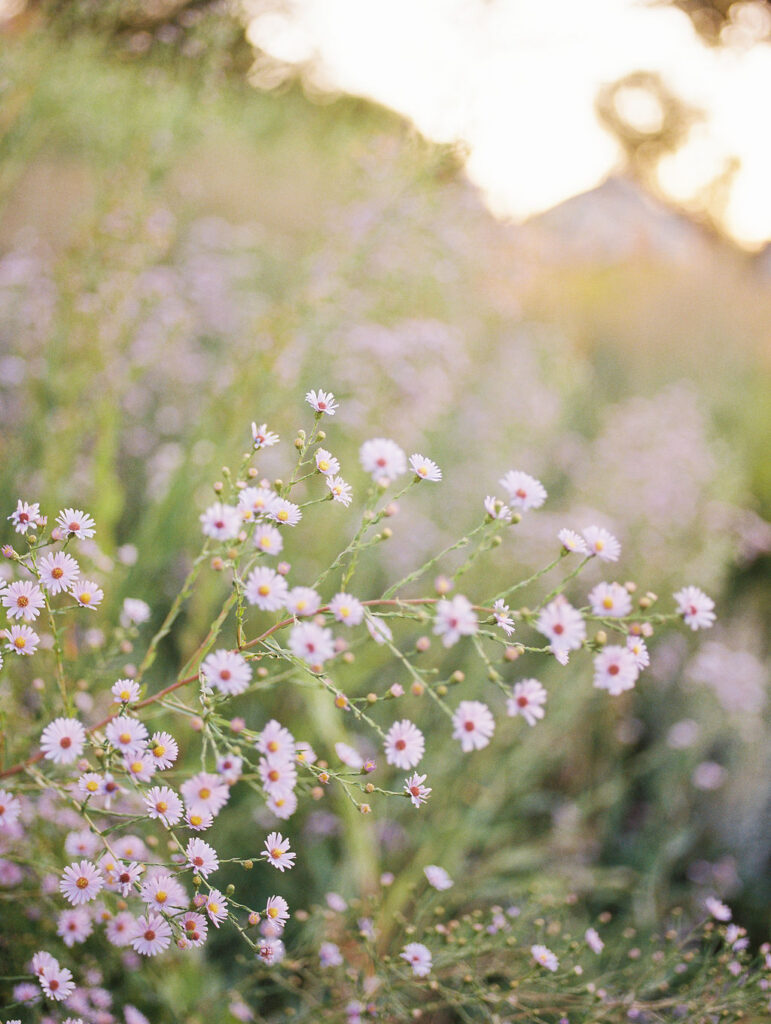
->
[8,499,41,534]
[499,470,547,510]
[2,581,45,622]
[452,701,495,752]
[315,448,340,475]
[56,508,96,540]
[433,594,477,647]
[588,581,632,618]
[507,678,547,726]
[201,649,252,696]
[38,551,80,594]
[401,942,432,977]
[582,525,621,562]
[306,389,338,415]
[359,438,407,484]
[244,567,289,611]
[673,586,716,631]
[558,528,588,554]
[384,719,425,770]
[409,453,442,482]
[326,475,353,506]
[200,502,241,541]
[593,646,639,696]
[251,422,279,449]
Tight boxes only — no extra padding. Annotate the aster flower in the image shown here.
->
[507,678,547,726]
[263,831,296,871]
[705,896,731,921]
[306,389,338,415]
[452,700,495,752]
[588,581,632,618]
[258,755,298,798]
[531,943,559,971]
[59,860,103,905]
[582,525,621,562]
[409,453,442,482]
[112,861,144,898]
[295,741,316,764]
[185,806,214,831]
[131,913,172,956]
[253,523,283,555]
[484,495,512,521]
[120,597,151,626]
[359,438,407,483]
[257,719,296,758]
[585,927,604,954]
[593,646,639,696]
[270,498,302,527]
[57,907,93,947]
[124,752,157,783]
[288,621,335,667]
[40,718,86,764]
[424,865,453,891]
[536,597,586,658]
[401,942,432,977]
[335,741,364,770]
[366,615,393,645]
[77,773,104,799]
[106,911,136,947]
[251,422,280,450]
[492,598,515,636]
[257,938,285,965]
[265,895,290,927]
[5,624,40,655]
[384,719,425,770]
[2,581,45,622]
[267,790,298,820]
[404,772,432,808]
[0,789,22,830]
[315,448,340,475]
[329,592,364,626]
[673,586,716,631]
[499,470,547,510]
[558,528,588,554]
[326,475,353,506]
[111,678,141,704]
[70,579,104,610]
[8,499,40,534]
[105,717,148,757]
[244,567,289,611]
[181,772,230,817]
[626,635,650,669]
[433,594,477,647]
[217,753,243,784]
[186,837,219,877]
[56,508,96,540]
[181,912,208,947]
[286,586,321,617]
[319,941,343,967]
[39,964,75,1001]
[200,502,242,541]
[145,786,183,827]
[239,486,277,520]
[149,731,179,770]
[201,649,252,696]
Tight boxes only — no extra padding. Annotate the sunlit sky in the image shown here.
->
[246,0,771,248]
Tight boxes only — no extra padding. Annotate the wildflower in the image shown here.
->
[288,621,335,666]
[70,578,103,610]
[499,470,547,510]
[0,789,22,830]
[123,752,157,783]
[384,720,425,770]
[245,567,289,611]
[286,586,321,617]
[149,731,179,769]
[409,453,442,481]
[270,498,302,527]
[626,635,650,670]
[253,523,283,555]
[112,861,144,898]
[326,475,353,506]
[259,755,298,797]
[365,615,393,645]
[558,528,588,554]
[200,502,241,541]
[306,389,338,415]
[585,927,604,954]
[239,486,277,521]
[39,964,75,1001]
[452,701,495,752]
[705,896,731,921]
[111,678,141,704]
[265,895,290,927]
[145,786,183,827]
[532,943,559,971]
[59,860,103,905]
[257,938,285,964]
[217,753,243,784]
[401,942,432,977]
[2,581,45,622]
[56,508,96,540]
[267,790,298,819]
[336,742,364,770]
[536,597,586,659]
[404,772,432,808]
[181,772,230,817]
[120,598,151,627]
[105,716,148,757]
[319,941,343,967]
[593,646,639,696]
[113,835,149,862]
[315,448,340,475]
[8,499,40,534]
[484,495,511,520]
[40,718,87,764]
[359,438,407,483]
[185,806,214,830]
[433,594,477,647]
[186,837,219,877]
[106,911,136,947]
[588,581,632,618]
[424,865,453,890]
[330,592,364,626]
[38,551,80,594]
[263,831,296,871]
[507,678,547,726]
[492,598,515,636]
[295,740,317,764]
[674,586,716,630]
[131,913,172,956]
[582,525,621,562]
[181,912,208,947]
[257,720,296,758]
[5,624,40,655]
[251,422,280,449]
[201,649,252,696]
[57,907,93,947]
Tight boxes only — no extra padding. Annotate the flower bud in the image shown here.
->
[213,482,223,493]
[243,860,253,870]
[436,684,448,697]
[360,803,372,814]
[411,681,424,697]
[311,786,324,800]
[248,911,260,925]
[415,636,431,652]
[594,630,607,646]
[366,692,377,704]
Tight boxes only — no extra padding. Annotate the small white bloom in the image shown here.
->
[359,438,407,484]
[532,943,559,971]
[424,865,453,890]
[401,942,432,977]
[326,475,353,506]
[593,646,639,696]
[582,525,621,562]
[673,586,716,631]
[200,502,241,541]
[499,470,547,511]
[506,678,547,726]
[56,508,96,540]
[433,594,477,647]
[315,448,340,475]
[251,422,279,449]
[330,592,364,626]
[452,701,495,752]
[492,598,515,636]
[558,528,588,554]
[306,389,338,415]
[409,453,442,482]
[588,581,632,618]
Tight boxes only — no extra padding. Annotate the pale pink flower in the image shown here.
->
[330,592,364,626]
[531,943,559,971]
[38,551,80,594]
[217,753,243,784]
[492,598,515,636]
[149,731,178,769]
[365,615,392,645]
[326,475,353,506]
[238,486,277,521]
[404,772,432,808]
[266,790,298,819]
[582,525,621,562]
[251,422,279,450]
[259,755,298,797]
[76,770,106,801]
[186,837,219,877]
[315,448,340,475]
[245,566,289,611]
[263,831,296,871]
[8,499,40,534]
[626,635,650,669]
[121,597,151,626]
[59,860,103,905]
[112,861,144,898]
[319,941,343,967]
[56,508,96,540]
[674,586,716,631]
[335,742,364,770]
[181,912,208,947]
[105,716,148,757]
[144,786,183,827]
[265,895,290,927]
[270,498,302,526]
[70,579,104,610]
[558,528,588,554]
[39,964,75,1001]
[181,772,230,817]
[257,720,296,759]
[131,913,172,956]
[111,679,141,704]
[0,789,22,830]
[288,621,335,666]
[41,718,86,764]
[588,582,632,618]
[201,649,252,696]
[384,719,425,770]
[2,581,45,622]
[452,701,495,752]
[401,942,432,977]
[499,470,547,510]
[199,502,241,541]
[5,623,40,655]
[424,865,453,890]
[306,389,338,415]
[585,927,604,954]
[253,523,283,555]
[286,586,321,617]
[409,453,442,482]
[507,679,547,726]
[433,594,477,647]
[123,752,157,783]
[705,896,731,921]
[184,806,214,831]
[536,597,586,658]
[57,907,93,947]
[593,646,639,696]
[359,438,407,483]
[106,911,136,947]
[484,495,511,520]
[257,937,285,964]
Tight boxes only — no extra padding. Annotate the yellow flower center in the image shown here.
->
[86,781,98,792]
[76,876,89,889]
[258,585,270,597]
[277,510,288,522]
[14,636,25,649]
[602,597,613,609]
[79,592,91,604]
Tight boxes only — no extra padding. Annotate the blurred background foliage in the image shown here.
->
[0,1,769,1017]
